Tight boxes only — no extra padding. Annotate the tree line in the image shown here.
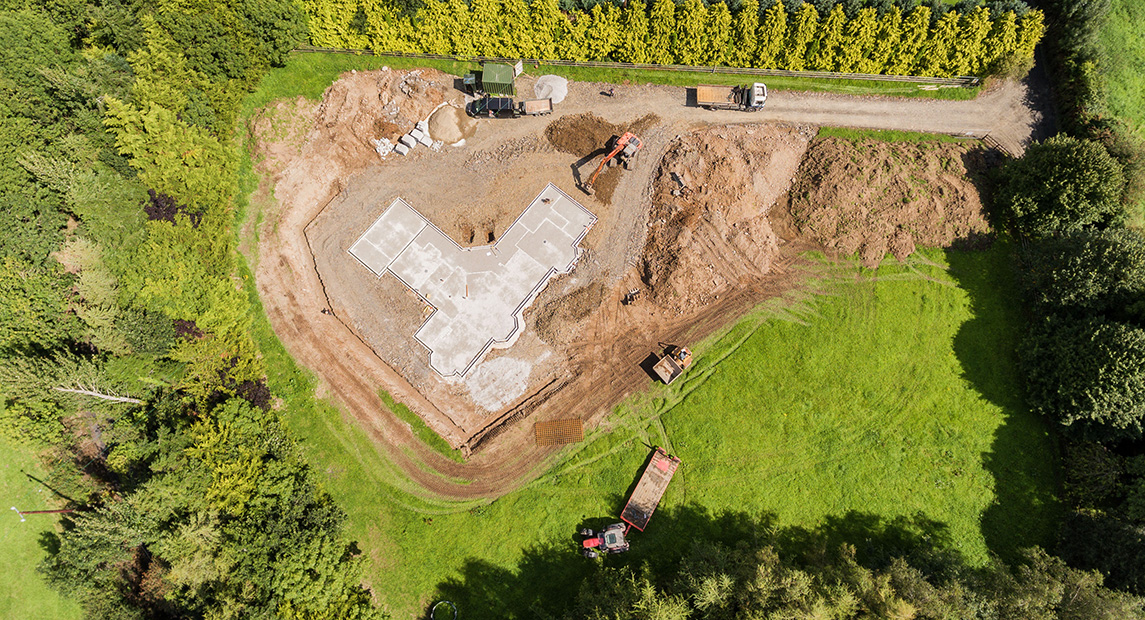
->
[992,131,1145,598]
[303,0,1044,78]
[0,0,381,617]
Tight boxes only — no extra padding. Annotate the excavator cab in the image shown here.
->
[582,132,642,193]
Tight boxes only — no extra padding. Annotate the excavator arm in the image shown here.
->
[584,141,627,192]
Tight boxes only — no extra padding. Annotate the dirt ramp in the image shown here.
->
[641,124,814,315]
[787,138,992,267]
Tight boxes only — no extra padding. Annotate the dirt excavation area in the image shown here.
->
[247,67,1010,496]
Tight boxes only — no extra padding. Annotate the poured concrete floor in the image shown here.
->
[349,183,596,376]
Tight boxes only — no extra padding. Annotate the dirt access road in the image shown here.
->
[249,69,1051,503]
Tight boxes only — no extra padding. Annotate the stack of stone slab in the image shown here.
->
[394,120,444,156]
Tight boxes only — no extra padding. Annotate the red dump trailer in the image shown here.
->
[620,447,681,531]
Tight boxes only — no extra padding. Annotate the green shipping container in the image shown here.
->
[481,63,516,97]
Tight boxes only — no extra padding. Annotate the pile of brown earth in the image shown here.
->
[249,68,453,194]
[784,137,993,266]
[641,124,815,315]
[544,112,660,204]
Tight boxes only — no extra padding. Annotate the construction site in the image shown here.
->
[247,65,1038,491]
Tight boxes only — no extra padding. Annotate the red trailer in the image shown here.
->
[620,447,681,531]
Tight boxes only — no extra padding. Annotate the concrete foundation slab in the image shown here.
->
[349,183,595,377]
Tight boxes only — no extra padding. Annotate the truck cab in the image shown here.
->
[744,82,767,109]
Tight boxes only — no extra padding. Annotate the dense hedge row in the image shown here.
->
[303,0,1043,77]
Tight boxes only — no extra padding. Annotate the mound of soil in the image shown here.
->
[544,112,661,156]
[787,138,992,267]
[533,282,606,345]
[249,68,454,202]
[642,124,815,314]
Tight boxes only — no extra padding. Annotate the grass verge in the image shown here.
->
[0,438,82,620]
[1098,0,1145,138]
[816,126,979,144]
[378,389,465,463]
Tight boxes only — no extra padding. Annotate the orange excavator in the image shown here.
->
[581,132,642,193]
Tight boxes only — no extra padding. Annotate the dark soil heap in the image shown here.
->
[544,113,661,204]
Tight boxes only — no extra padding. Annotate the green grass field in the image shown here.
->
[238,232,1058,617]
[1099,0,1145,138]
[0,438,82,619]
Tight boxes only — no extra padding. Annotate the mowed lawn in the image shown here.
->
[662,247,1058,563]
[0,438,81,620]
[246,240,1059,618]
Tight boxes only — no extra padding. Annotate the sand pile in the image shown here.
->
[787,138,992,266]
[642,124,814,314]
[428,104,477,145]
[534,75,568,104]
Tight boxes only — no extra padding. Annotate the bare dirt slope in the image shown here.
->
[785,138,994,266]
[248,69,1041,501]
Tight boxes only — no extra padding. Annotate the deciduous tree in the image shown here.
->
[995,135,1126,237]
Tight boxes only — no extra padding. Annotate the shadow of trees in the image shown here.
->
[944,244,1061,564]
[430,505,964,620]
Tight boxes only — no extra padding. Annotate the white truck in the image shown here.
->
[695,82,767,111]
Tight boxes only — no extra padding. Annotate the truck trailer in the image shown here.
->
[620,447,681,531]
[695,82,768,111]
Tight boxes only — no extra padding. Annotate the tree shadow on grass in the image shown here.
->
[944,244,1061,564]
[431,505,966,620]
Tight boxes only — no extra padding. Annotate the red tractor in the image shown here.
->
[579,522,630,558]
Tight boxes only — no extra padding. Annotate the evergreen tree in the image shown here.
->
[674,0,710,65]
[704,1,733,66]
[413,0,454,54]
[915,10,960,76]
[586,3,622,60]
[367,7,418,54]
[810,4,846,70]
[868,6,903,73]
[886,5,929,74]
[837,6,879,72]
[558,12,592,61]
[530,0,565,59]
[647,0,678,65]
[948,6,991,75]
[468,0,501,56]
[978,10,1017,75]
[1013,9,1045,66]
[617,0,651,63]
[729,0,759,67]
[755,0,787,68]
[500,0,533,57]
[780,3,818,71]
